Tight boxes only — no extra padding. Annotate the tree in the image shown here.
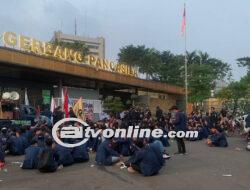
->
[217,81,247,113]
[118,45,162,78]
[103,97,124,114]
[157,51,185,86]
[188,64,215,103]
[52,39,89,57]
[237,57,250,74]
[117,46,231,104]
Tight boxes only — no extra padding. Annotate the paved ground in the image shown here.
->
[0,137,249,190]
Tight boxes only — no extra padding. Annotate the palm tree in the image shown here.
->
[186,51,198,65]
[198,51,211,65]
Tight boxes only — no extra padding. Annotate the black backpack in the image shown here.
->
[37,148,54,172]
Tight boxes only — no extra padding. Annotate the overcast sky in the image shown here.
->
[0,0,249,80]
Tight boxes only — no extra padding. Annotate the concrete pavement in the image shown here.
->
[0,137,249,190]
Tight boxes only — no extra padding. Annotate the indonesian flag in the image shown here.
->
[181,4,186,36]
[63,88,69,118]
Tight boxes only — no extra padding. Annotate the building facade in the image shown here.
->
[0,31,185,121]
[52,31,105,59]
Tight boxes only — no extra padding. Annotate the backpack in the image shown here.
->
[37,148,54,172]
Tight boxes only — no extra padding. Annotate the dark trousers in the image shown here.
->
[176,137,186,153]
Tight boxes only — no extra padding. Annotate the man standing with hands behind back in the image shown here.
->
[170,106,187,155]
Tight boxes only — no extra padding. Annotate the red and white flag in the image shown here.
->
[181,4,186,36]
[63,88,69,118]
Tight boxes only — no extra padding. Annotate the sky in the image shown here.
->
[0,0,249,80]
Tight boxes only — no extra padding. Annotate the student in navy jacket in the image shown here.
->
[170,106,187,154]
[149,141,165,166]
[37,138,58,173]
[95,138,121,166]
[0,148,4,163]
[54,144,74,166]
[0,138,5,163]
[22,126,35,145]
[115,138,132,156]
[208,128,228,147]
[8,129,29,155]
[22,139,41,169]
[128,139,163,176]
[72,140,89,163]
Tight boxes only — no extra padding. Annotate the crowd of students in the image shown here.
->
[186,107,229,147]
[0,105,237,176]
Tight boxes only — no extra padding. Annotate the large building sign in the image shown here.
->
[2,32,138,77]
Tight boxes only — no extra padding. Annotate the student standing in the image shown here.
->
[170,106,187,154]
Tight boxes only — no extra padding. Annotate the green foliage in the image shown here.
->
[103,97,124,114]
[188,64,215,103]
[157,51,185,86]
[218,56,250,113]
[52,39,89,57]
[237,57,250,74]
[217,81,247,112]
[117,45,231,103]
[118,45,162,78]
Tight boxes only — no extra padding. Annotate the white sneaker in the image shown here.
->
[163,154,171,159]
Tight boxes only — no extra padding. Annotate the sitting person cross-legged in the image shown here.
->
[206,127,228,147]
[22,139,41,169]
[95,137,121,166]
[126,138,164,176]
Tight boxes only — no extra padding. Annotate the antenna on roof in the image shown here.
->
[60,20,63,32]
[84,10,87,35]
[74,17,77,36]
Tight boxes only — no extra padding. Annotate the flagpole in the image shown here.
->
[184,3,188,113]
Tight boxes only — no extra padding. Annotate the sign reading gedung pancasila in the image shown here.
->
[2,32,138,77]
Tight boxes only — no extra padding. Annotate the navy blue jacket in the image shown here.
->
[22,146,41,169]
[22,129,34,144]
[38,147,58,173]
[0,139,4,162]
[131,145,163,176]
[149,142,164,166]
[95,139,119,166]
[88,135,101,151]
[54,144,74,166]
[173,111,187,132]
[72,143,89,162]
[116,138,132,156]
[8,136,29,155]
[245,115,250,128]
[0,148,4,162]
[211,132,228,147]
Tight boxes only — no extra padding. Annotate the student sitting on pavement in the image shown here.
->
[95,137,121,166]
[206,128,228,147]
[54,143,74,167]
[8,128,29,155]
[22,139,41,169]
[0,139,5,168]
[115,137,132,157]
[37,138,59,173]
[72,140,89,163]
[126,139,164,176]
[32,128,46,148]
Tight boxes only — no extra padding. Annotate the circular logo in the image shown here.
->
[52,118,89,148]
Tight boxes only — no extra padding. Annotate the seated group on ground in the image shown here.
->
[0,106,238,176]
[0,106,170,176]
[186,107,230,147]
